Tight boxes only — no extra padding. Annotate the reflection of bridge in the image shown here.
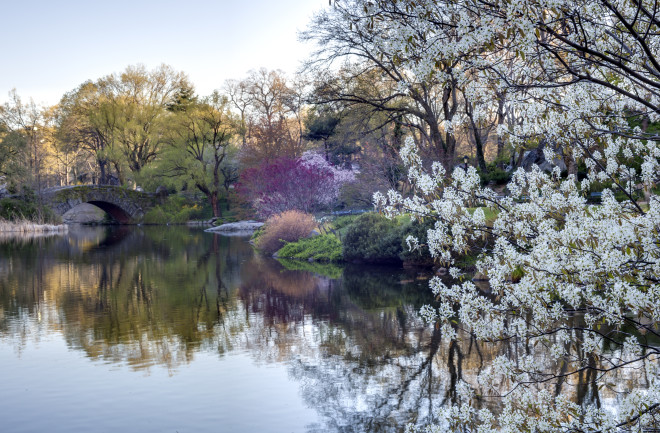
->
[41,185,158,224]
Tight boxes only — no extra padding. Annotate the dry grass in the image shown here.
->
[257,210,317,255]
[0,219,68,233]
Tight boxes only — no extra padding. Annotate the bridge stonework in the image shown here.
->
[42,186,158,224]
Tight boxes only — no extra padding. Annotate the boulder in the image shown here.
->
[520,144,567,174]
[204,220,264,234]
[155,185,170,197]
[62,203,106,224]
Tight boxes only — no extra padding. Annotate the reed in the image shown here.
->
[0,219,68,233]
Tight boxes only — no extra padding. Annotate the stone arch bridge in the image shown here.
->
[41,185,159,224]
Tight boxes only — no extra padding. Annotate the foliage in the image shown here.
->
[361,0,660,430]
[398,218,435,266]
[277,234,343,262]
[378,140,660,432]
[331,214,360,231]
[256,210,318,255]
[154,92,237,217]
[478,163,511,186]
[237,151,355,218]
[55,64,192,187]
[342,212,407,264]
[0,130,26,180]
[143,195,207,225]
[227,69,306,168]
[0,196,59,224]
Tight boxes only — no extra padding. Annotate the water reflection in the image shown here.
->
[0,226,651,431]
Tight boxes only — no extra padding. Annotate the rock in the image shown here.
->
[155,185,170,197]
[307,229,320,238]
[0,176,7,198]
[204,220,264,234]
[62,203,106,224]
[520,143,567,174]
[186,220,212,226]
[472,271,488,281]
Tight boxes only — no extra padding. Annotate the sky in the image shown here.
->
[0,0,328,106]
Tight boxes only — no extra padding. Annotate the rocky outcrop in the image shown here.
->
[204,220,264,234]
[519,143,567,173]
[62,203,106,224]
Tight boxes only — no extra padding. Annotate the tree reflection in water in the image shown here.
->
[0,226,652,431]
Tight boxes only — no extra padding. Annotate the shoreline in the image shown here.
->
[0,220,69,233]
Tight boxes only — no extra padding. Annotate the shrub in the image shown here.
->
[342,212,406,264]
[143,207,170,224]
[277,234,343,262]
[479,163,511,186]
[257,210,317,255]
[332,214,360,231]
[142,195,207,224]
[399,218,435,266]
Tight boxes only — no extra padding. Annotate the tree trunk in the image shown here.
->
[475,136,487,172]
[496,92,507,167]
[98,158,109,185]
[210,192,221,218]
[563,145,578,176]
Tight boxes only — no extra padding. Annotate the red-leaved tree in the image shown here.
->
[237,152,354,218]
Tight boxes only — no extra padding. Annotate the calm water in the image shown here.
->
[0,226,644,432]
[0,226,442,433]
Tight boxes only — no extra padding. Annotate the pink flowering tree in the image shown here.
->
[237,151,355,218]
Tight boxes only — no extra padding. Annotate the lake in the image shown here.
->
[0,226,444,432]
[0,226,643,432]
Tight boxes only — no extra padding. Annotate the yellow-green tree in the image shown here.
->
[157,91,238,217]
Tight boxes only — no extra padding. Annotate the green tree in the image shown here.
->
[0,89,48,191]
[159,92,237,217]
[56,81,116,184]
[97,64,192,184]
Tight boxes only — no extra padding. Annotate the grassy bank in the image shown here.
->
[266,210,491,276]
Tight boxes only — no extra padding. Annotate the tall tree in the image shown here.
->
[0,89,49,191]
[302,3,469,168]
[96,64,192,182]
[159,92,236,217]
[367,0,660,432]
[56,81,115,184]
[233,69,307,167]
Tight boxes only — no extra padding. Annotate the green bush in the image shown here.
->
[399,218,435,266]
[143,195,208,224]
[332,214,360,231]
[342,212,407,264]
[479,163,511,186]
[277,234,343,262]
[143,207,170,224]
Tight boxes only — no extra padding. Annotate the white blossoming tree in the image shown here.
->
[361,0,660,431]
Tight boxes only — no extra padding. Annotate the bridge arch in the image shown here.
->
[85,201,132,224]
[41,186,157,224]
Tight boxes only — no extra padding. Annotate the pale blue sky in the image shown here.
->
[0,0,327,106]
